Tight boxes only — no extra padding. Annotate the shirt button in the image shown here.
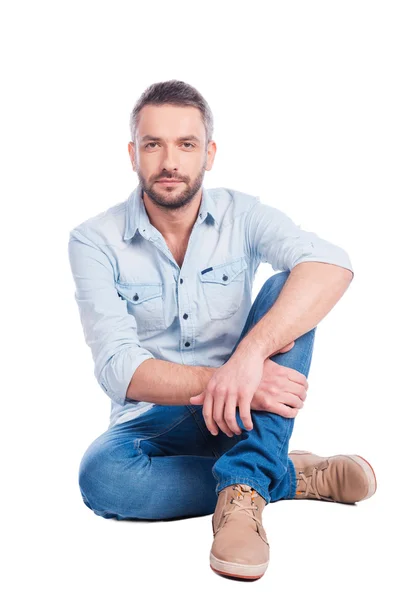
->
[180,278,183,284]
[185,342,190,347]
[183,313,188,319]
[222,275,228,281]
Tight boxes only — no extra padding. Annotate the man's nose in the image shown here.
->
[159,145,180,172]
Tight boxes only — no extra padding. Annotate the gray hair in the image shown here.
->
[129,79,214,148]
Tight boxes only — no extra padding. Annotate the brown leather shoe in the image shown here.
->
[210,484,270,580]
[289,450,377,503]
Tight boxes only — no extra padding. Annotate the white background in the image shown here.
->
[1,1,399,598]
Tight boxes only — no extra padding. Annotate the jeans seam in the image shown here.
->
[134,437,144,455]
[190,406,221,459]
[276,417,292,457]
[288,457,297,499]
[132,410,195,454]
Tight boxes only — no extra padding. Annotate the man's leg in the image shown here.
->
[211,269,315,504]
[78,270,304,523]
[78,405,222,520]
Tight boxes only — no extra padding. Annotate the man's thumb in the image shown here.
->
[189,395,201,403]
[270,341,295,357]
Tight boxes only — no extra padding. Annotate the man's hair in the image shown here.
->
[129,79,214,148]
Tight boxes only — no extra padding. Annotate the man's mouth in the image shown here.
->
[156,180,183,185]
[157,179,182,183]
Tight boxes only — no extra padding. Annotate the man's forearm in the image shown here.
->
[236,262,354,360]
[126,359,217,405]
[126,349,291,406]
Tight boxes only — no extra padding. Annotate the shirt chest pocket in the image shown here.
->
[199,256,248,320]
[115,281,165,333]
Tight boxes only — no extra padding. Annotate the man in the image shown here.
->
[68,79,377,581]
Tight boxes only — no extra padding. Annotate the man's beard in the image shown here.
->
[137,163,207,212]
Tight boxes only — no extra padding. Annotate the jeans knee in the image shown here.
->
[255,270,290,311]
[267,270,290,291]
[78,443,120,512]
[78,441,149,518]
[78,447,100,506]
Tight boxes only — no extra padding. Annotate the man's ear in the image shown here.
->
[128,141,137,172]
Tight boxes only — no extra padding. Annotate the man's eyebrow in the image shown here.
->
[141,135,201,143]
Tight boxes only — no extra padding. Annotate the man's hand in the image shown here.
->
[189,347,265,437]
[189,340,308,435]
[250,357,308,417]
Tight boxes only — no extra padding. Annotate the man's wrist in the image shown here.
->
[198,366,217,388]
[234,337,272,361]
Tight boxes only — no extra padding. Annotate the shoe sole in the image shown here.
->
[289,450,377,501]
[210,552,269,580]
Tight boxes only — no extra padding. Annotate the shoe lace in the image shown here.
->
[216,485,262,535]
[298,467,332,502]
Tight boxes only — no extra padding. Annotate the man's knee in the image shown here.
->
[78,438,146,517]
[256,270,290,309]
[267,270,290,292]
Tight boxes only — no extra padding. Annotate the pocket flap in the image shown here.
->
[199,256,248,285]
[115,281,162,304]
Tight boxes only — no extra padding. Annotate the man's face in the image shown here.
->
[128,104,216,212]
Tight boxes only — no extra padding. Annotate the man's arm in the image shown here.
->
[236,261,354,359]
[127,360,216,405]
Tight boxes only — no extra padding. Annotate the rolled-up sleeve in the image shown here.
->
[68,227,155,405]
[245,198,354,277]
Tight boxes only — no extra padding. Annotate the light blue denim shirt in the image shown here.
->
[68,183,354,429]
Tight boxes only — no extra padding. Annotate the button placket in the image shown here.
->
[179,288,193,351]
[176,223,203,354]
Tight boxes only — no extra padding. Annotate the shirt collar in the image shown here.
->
[123,182,219,242]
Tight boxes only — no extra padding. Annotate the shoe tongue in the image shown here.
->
[236,484,253,493]
[234,484,257,505]
[225,484,259,530]
[297,461,331,497]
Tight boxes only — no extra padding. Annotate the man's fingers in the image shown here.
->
[285,380,308,401]
[224,395,242,435]
[238,395,253,431]
[270,341,295,357]
[213,396,235,437]
[202,390,218,435]
[280,392,304,409]
[189,393,204,404]
[281,366,309,390]
[281,404,299,418]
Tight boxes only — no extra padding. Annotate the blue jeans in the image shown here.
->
[78,270,316,520]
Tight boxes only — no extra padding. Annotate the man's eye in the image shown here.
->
[144,142,195,149]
